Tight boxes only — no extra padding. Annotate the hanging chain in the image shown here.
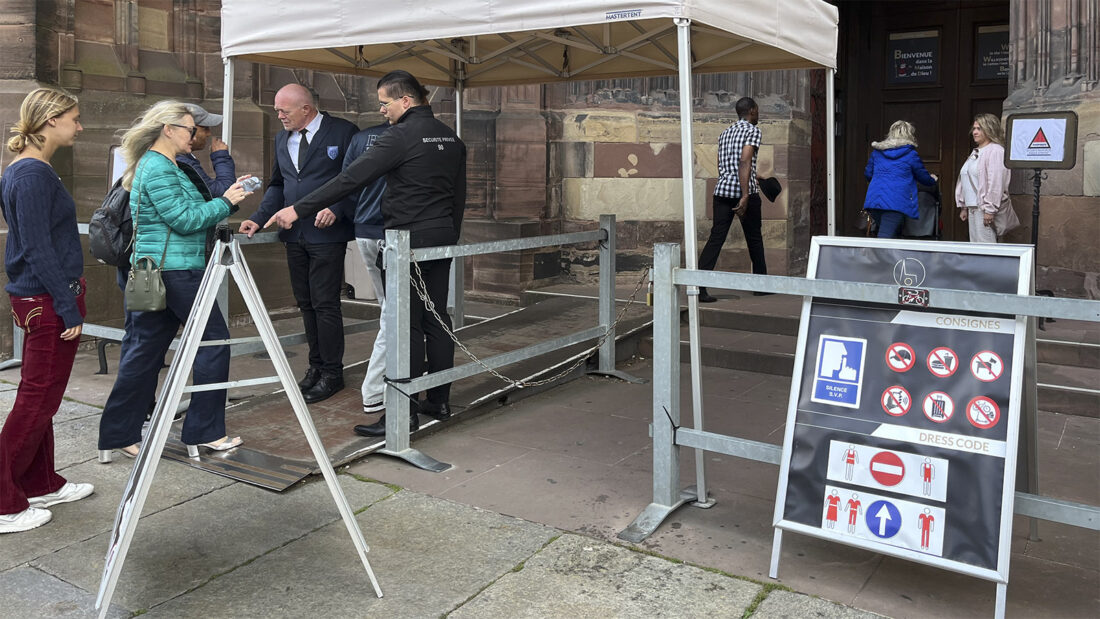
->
[409,257,651,389]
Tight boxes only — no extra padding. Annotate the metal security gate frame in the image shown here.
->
[370,214,637,472]
[0,230,381,375]
[621,242,1100,603]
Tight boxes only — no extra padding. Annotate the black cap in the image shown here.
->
[759,177,782,202]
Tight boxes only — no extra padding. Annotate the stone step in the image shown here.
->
[1037,363,1100,418]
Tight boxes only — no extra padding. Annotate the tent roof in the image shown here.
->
[221,1,838,87]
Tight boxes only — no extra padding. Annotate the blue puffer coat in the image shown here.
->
[130,150,232,271]
[863,140,935,219]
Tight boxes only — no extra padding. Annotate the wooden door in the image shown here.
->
[837,1,1009,241]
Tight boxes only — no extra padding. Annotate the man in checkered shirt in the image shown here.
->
[698,96,766,302]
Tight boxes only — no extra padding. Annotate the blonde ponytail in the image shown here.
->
[6,87,79,153]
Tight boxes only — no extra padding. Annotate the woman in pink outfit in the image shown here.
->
[954,113,1019,243]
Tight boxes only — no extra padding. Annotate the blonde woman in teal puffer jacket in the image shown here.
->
[97,101,253,461]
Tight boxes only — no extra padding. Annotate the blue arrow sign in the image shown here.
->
[866,500,902,538]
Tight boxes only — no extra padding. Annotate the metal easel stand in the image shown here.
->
[94,234,382,618]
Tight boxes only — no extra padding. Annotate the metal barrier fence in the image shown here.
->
[0,229,383,373]
[622,242,1100,545]
[373,214,625,472]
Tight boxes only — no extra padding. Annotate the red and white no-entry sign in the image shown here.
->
[923,391,954,423]
[970,351,1004,382]
[967,396,1001,429]
[886,342,915,372]
[927,347,959,378]
[869,451,906,486]
[881,386,912,417]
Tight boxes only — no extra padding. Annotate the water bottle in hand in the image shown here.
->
[241,176,262,192]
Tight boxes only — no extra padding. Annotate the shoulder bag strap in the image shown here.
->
[130,155,171,270]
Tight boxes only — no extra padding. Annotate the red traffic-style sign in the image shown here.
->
[886,342,916,372]
[967,396,1001,429]
[923,391,954,423]
[970,351,1004,382]
[927,346,959,378]
[881,385,912,417]
[869,451,906,486]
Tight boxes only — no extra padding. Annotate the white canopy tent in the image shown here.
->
[219,0,839,497]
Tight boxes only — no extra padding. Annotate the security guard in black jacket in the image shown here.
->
[267,70,466,436]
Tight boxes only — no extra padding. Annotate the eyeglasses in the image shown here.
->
[379,95,408,110]
[171,124,198,139]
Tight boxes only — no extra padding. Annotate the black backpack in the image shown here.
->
[88,179,133,266]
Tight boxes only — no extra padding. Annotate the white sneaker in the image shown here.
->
[0,507,52,533]
[27,482,95,508]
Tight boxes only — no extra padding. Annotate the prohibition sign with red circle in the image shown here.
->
[886,342,916,372]
[923,391,954,423]
[881,385,912,417]
[967,396,1001,429]
[970,351,1004,382]
[926,346,959,378]
[869,451,906,486]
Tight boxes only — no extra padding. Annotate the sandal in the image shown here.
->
[97,444,140,463]
[186,436,242,459]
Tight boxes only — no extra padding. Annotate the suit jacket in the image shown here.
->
[250,112,358,243]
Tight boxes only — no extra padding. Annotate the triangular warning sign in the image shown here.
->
[1029,127,1051,149]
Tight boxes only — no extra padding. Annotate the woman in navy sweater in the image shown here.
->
[863,120,937,238]
[0,88,94,534]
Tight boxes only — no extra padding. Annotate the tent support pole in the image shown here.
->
[222,57,234,149]
[675,18,711,511]
[218,55,236,324]
[450,80,465,329]
[826,68,836,236]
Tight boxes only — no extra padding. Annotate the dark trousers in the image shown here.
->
[98,270,230,449]
[1,288,84,514]
[286,240,346,379]
[868,208,905,239]
[377,227,456,405]
[699,193,766,275]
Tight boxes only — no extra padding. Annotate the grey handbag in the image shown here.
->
[124,164,171,312]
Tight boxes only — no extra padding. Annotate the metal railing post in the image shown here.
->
[379,229,449,472]
[598,214,616,372]
[618,242,694,542]
[383,229,412,453]
[0,318,24,370]
[451,256,465,329]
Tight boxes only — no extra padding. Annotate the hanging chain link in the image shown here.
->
[409,256,651,389]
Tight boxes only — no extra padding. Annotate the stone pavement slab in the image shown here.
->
[32,475,391,613]
[450,532,762,618]
[753,590,886,619]
[0,459,234,572]
[145,489,558,618]
[0,566,128,619]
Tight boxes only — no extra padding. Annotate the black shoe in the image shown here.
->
[698,288,717,303]
[298,368,322,392]
[419,402,452,421]
[354,412,420,437]
[303,376,344,404]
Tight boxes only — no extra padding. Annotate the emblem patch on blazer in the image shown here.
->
[327,146,339,160]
